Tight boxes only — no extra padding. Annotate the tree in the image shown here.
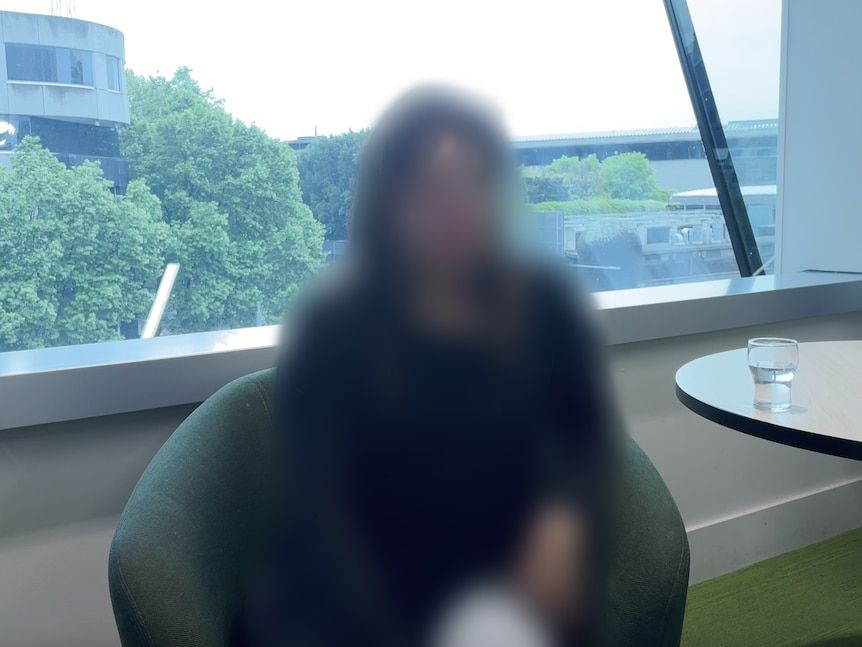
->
[297,130,368,240]
[121,68,325,332]
[166,200,234,333]
[523,175,569,203]
[599,152,667,200]
[544,154,603,199]
[523,152,671,205]
[0,137,167,351]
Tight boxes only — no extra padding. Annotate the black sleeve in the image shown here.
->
[271,296,407,646]
[534,264,623,646]
[534,262,623,515]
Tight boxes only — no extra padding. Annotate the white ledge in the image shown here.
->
[593,271,862,344]
[0,327,282,431]
[2,272,861,431]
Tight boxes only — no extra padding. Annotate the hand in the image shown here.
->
[429,583,555,647]
[513,505,586,626]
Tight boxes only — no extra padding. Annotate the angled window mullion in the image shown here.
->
[663,0,764,277]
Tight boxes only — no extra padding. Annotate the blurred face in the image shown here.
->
[393,132,499,275]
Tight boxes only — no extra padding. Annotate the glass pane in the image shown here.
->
[78,49,93,86]
[106,55,121,91]
[687,0,782,274]
[40,46,57,82]
[5,44,42,81]
[55,47,72,84]
[67,48,92,86]
[0,0,741,353]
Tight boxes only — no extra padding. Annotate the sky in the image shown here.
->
[0,0,781,141]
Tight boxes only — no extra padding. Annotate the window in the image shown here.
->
[5,44,94,86]
[5,44,53,82]
[106,55,122,91]
[684,0,782,274]
[0,1,782,354]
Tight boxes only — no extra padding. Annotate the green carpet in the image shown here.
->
[682,528,862,647]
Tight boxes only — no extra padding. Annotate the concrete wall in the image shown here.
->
[3,310,862,644]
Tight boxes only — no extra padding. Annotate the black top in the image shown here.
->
[246,261,619,647]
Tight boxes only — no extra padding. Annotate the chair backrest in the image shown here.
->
[109,369,277,647]
[607,435,690,646]
[109,369,689,647]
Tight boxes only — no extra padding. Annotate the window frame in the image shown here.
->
[663,0,765,277]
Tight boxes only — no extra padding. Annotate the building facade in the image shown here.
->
[512,119,778,193]
[290,119,778,195]
[0,11,130,191]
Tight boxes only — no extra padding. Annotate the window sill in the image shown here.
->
[7,80,95,89]
[2,271,861,431]
[594,271,862,344]
[0,327,282,431]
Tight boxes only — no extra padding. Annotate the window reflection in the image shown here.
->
[106,55,122,91]
[5,43,94,86]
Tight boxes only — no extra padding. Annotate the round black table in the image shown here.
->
[675,340,862,461]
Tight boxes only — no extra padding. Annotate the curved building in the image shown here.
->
[0,11,129,191]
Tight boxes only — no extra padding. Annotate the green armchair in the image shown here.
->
[109,369,689,646]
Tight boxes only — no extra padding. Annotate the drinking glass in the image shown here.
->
[747,338,799,412]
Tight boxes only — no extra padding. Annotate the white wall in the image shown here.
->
[778,0,862,273]
[0,404,190,646]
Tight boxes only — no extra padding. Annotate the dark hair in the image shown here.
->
[348,85,516,272]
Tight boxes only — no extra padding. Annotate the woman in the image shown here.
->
[238,86,621,647]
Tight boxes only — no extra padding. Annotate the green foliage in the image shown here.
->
[525,151,670,204]
[1,67,326,349]
[523,175,569,203]
[599,152,670,200]
[121,67,325,332]
[532,198,669,215]
[0,67,678,349]
[544,154,603,199]
[0,137,167,351]
[297,130,368,240]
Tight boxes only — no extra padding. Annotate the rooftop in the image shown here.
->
[288,119,780,152]
[511,119,778,147]
[672,185,777,199]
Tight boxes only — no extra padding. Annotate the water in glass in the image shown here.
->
[747,338,798,412]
